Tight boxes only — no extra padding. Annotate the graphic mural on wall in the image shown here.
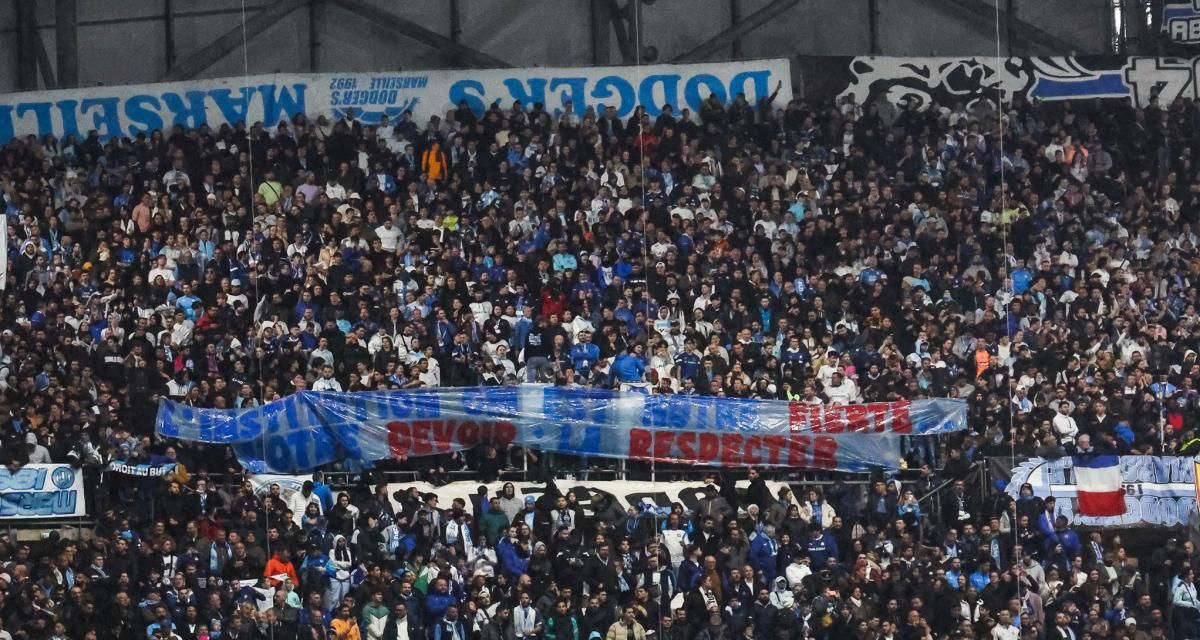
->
[832,56,1196,110]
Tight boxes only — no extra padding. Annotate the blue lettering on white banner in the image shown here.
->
[0,60,792,145]
[0,464,86,519]
[0,80,307,143]
[1164,2,1200,44]
[1006,456,1196,528]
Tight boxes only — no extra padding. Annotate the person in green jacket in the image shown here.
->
[479,496,511,546]
[360,589,391,640]
[544,599,580,640]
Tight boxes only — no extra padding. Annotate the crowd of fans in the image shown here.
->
[1,66,1200,640]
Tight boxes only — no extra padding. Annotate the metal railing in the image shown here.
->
[158,462,877,491]
[914,461,985,536]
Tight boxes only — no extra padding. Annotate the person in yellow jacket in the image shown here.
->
[331,604,362,640]
[605,607,647,640]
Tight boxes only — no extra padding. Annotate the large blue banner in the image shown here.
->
[156,387,967,474]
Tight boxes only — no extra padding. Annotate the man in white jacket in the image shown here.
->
[312,365,343,392]
[824,372,859,405]
[1052,401,1079,446]
[785,554,811,588]
[286,481,322,526]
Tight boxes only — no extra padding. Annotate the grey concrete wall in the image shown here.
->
[0,0,1113,94]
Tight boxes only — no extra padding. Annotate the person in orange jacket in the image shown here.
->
[263,547,299,588]
[422,141,448,182]
[331,603,362,640]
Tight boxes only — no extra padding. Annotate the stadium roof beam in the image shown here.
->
[14,0,36,89]
[327,0,511,68]
[926,0,1080,54]
[608,0,635,62]
[591,0,614,64]
[31,19,57,89]
[162,0,309,81]
[672,0,801,62]
[14,0,57,89]
[55,0,79,88]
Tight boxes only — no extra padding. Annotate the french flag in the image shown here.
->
[1073,454,1126,517]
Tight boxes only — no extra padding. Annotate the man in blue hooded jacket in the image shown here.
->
[611,345,646,384]
[749,525,780,584]
[1043,515,1080,575]
[498,534,529,582]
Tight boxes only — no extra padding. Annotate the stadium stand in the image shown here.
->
[1,36,1200,640]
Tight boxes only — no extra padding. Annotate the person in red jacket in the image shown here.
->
[540,286,567,319]
[194,305,223,338]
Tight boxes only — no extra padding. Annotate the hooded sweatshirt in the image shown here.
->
[497,492,525,523]
[331,535,356,579]
[769,576,794,609]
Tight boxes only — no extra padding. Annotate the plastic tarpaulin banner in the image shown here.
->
[0,59,791,144]
[156,387,967,474]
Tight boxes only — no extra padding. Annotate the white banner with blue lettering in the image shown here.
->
[156,387,966,474]
[1006,456,1195,528]
[0,464,87,519]
[0,59,791,144]
[1164,2,1200,44]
